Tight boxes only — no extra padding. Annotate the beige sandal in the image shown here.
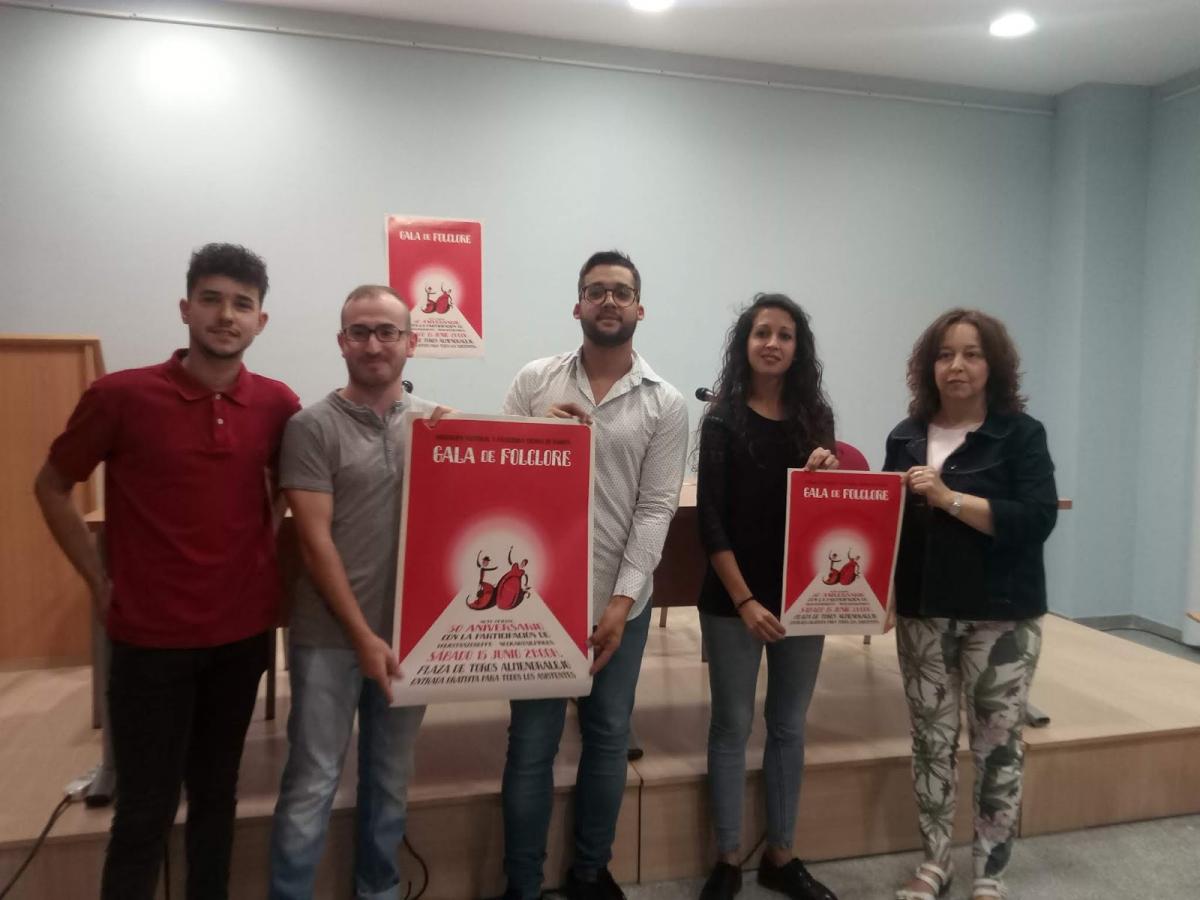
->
[972,877,1007,899]
[894,861,953,900]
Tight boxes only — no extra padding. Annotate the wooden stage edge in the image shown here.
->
[4,611,1200,899]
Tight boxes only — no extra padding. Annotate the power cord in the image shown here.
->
[0,796,73,899]
[0,766,113,899]
[163,835,172,900]
[402,835,429,900]
[739,831,767,869]
[1,788,429,900]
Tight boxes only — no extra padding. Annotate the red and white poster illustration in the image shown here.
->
[781,470,905,635]
[391,414,594,705]
[385,215,483,358]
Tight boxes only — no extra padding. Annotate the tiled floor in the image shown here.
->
[619,811,1200,898]
[616,624,1200,900]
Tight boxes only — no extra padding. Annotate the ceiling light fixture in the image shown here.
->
[989,11,1037,38]
[629,0,675,12]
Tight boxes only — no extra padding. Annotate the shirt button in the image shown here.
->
[217,418,225,425]
[215,393,222,400]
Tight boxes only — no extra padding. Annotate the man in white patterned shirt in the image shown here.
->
[492,251,689,900]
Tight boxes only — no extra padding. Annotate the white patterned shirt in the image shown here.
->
[503,350,689,624]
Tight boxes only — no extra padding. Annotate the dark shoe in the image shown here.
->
[563,867,626,899]
[699,861,743,899]
[757,856,837,900]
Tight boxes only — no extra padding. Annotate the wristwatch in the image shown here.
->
[948,492,964,518]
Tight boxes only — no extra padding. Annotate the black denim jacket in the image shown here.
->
[883,411,1058,621]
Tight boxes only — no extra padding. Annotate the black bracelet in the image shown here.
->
[735,595,756,610]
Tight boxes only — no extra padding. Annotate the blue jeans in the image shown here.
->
[500,604,652,899]
[701,613,824,854]
[268,645,425,900]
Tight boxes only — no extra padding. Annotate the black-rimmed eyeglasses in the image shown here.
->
[342,324,407,343]
[580,283,639,308]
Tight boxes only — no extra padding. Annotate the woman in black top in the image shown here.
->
[695,294,839,900]
[885,309,1057,900]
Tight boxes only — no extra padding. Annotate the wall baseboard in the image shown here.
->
[1073,613,1184,644]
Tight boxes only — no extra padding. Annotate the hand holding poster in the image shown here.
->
[782,470,905,635]
[386,215,484,357]
[391,414,594,705]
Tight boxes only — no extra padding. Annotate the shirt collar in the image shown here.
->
[974,410,1014,439]
[569,347,661,387]
[328,388,409,426]
[165,349,252,405]
[895,409,1013,442]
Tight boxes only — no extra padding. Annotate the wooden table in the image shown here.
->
[83,487,1074,725]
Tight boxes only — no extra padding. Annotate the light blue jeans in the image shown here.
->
[701,613,824,854]
[500,604,652,900]
[268,645,426,900]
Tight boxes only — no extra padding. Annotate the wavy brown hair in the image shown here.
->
[906,308,1026,421]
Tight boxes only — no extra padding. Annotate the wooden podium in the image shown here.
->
[652,482,703,619]
[0,334,105,669]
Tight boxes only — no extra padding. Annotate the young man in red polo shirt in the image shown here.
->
[34,243,300,900]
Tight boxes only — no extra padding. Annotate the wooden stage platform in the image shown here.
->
[4,611,1200,899]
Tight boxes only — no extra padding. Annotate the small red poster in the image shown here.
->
[781,470,905,635]
[385,215,484,358]
[391,414,594,705]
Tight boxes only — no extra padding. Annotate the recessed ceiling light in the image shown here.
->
[630,0,675,12]
[989,11,1037,38]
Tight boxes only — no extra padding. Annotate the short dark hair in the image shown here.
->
[906,307,1026,421]
[341,284,407,327]
[186,243,269,304]
[577,250,641,296]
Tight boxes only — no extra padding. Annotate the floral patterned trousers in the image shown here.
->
[896,615,1043,879]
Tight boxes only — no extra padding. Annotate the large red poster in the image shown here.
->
[385,215,484,358]
[782,470,905,635]
[391,414,594,704]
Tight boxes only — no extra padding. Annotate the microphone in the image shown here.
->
[695,387,715,402]
[403,380,413,393]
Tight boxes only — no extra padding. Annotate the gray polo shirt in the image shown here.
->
[281,389,438,648]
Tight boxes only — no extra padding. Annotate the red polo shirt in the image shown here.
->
[48,350,301,648]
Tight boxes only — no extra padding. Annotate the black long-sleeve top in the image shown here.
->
[696,404,830,617]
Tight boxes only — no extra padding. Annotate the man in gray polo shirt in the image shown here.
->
[269,284,442,900]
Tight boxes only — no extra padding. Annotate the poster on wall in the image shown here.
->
[391,413,594,705]
[781,470,905,635]
[385,215,484,358]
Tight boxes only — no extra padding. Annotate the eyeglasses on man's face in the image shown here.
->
[342,323,407,343]
[580,282,639,308]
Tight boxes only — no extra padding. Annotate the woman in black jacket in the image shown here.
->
[886,309,1057,900]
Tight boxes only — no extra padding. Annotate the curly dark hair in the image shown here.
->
[186,243,269,304]
[906,308,1026,421]
[704,293,835,458]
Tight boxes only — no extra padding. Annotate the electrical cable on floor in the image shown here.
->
[1099,626,1198,648]
[402,834,429,900]
[739,831,767,870]
[163,834,171,900]
[0,796,72,899]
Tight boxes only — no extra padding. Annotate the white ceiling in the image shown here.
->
[237,0,1200,95]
